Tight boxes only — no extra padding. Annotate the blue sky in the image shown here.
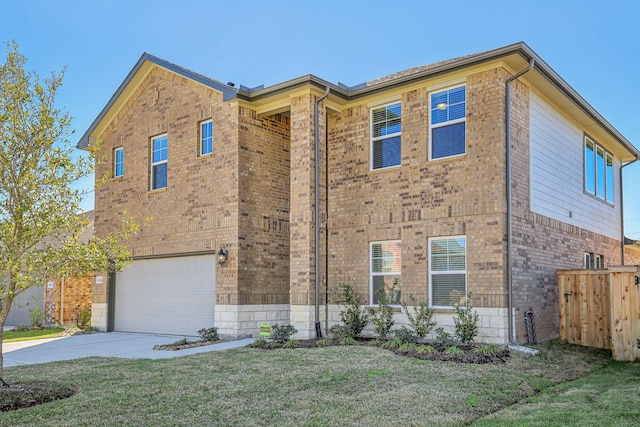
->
[2,0,639,239]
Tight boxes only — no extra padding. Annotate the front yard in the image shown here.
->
[2,341,638,426]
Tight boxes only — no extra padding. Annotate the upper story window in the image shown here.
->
[113,147,124,178]
[370,241,401,305]
[371,102,401,170]
[429,236,467,308]
[584,136,614,205]
[151,134,168,190]
[200,120,213,156]
[430,85,466,160]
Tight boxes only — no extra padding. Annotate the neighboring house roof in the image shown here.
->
[624,237,640,252]
[77,42,640,162]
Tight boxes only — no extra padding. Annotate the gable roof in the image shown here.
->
[77,53,239,149]
[77,43,640,161]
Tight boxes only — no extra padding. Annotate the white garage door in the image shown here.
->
[115,255,215,336]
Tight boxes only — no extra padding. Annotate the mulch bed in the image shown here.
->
[0,381,77,412]
[153,340,222,351]
[252,338,511,364]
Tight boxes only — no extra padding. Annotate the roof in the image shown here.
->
[77,42,640,161]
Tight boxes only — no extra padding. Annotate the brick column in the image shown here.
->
[289,91,327,338]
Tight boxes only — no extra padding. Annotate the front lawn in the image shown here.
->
[2,327,65,343]
[1,341,632,426]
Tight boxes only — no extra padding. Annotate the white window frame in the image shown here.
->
[428,235,467,309]
[370,102,402,171]
[151,134,168,190]
[113,147,124,178]
[370,240,402,305]
[429,84,466,161]
[200,119,213,156]
[584,135,614,206]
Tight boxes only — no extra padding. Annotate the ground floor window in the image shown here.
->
[584,252,604,269]
[429,236,467,308]
[370,241,401,305]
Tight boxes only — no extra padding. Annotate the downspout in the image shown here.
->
[621,157,640,264]
[506,59,535,345]
[315,86,330,338]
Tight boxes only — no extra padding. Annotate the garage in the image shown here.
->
[114,254,215,336]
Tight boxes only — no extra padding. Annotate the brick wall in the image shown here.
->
[326,69,508,310]
[94,67,240,303]
[237,108,291,305]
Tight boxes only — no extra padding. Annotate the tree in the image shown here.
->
[0,41,136,377]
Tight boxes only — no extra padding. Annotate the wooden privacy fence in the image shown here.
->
[558,266,640,361]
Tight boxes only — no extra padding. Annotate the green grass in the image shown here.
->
[2,327,65,342]
[2,341,635,426]
[472,360,640,426]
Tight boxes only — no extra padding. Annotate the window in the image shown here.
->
[429,236,466,308]
[370,241,401,305]
[151,134,168,190]
[584,136,614,204]
[584,252,604,269]
[371,102,401,170]
[113,147,124,178]
[430,85,466,160]
[200,120,213,155]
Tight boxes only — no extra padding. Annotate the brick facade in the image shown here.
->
[86,45,637,342]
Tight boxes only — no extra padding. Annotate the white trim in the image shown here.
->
[199,119,213,156]
[370,102,402,171]
[428,235,467,309]
[113,146,124,178]
[150,133,168,190]
[428,84,466,161]
[584,135,615,206]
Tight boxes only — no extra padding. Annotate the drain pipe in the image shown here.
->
[621,157,639,264]
[506,59,535,345]
[314,86,330,338]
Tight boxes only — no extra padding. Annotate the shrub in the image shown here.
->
[339,337,358,346]
[170,337,190,346]
[416,345,436,354]
[328,324,353,340]
[197,327,219,342]
[400,294,436,338]
[398,343,418,352]
[474,344,502,356]
[249,338,268,348]
[381,337,403,349]
[316,338,334,347]
[393,326,418,345]
[271,324,298,344]
[265,341,279,349]
[333,283,369,338]
[445,345,463,355]
[13,325,31,332]
[283,339,299,349]
[369,279,396,339]
[453,293,479,345]
[78,308,91,328]
[434,327,458,350]
[29,307,43,328]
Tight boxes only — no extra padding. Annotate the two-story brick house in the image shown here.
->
[78,42,639,343]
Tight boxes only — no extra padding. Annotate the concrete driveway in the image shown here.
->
[2,331,254,367]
